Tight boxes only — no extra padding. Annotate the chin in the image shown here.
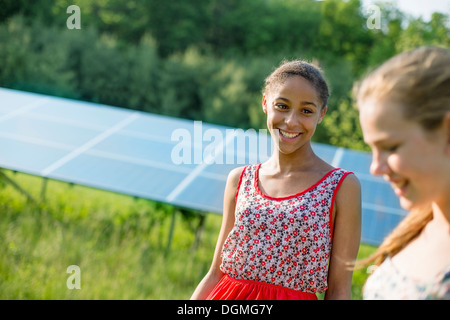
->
[399,196,429,213]
[399,198,414,211]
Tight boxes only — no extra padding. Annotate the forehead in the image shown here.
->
[359,98,414,143]
[268,76,320,101]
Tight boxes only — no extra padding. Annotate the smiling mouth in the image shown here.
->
[390,179,409,196]
[279,129,301,139]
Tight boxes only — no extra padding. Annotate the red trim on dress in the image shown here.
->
[234,166,248,204]
[254,163,342,201]
[328,171,353,242]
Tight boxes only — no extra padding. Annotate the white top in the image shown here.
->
[363,257,450,300]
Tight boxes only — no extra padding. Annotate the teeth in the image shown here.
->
[280,130,300,138]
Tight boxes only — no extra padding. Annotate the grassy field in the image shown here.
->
[0,170,376,299]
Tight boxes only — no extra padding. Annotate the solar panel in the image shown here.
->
[0,87,407,245]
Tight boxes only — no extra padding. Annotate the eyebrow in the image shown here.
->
[365,135,400,147]
[275,97,318,108]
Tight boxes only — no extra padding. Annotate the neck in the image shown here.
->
[265,142,318,174]
[431,200,450,234]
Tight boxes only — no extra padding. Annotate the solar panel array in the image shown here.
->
[0,87,407,245]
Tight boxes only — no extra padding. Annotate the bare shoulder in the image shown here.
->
[335,172,362,216]
[340,171,361,191]
[221,166,247,234]
[226,165,246,188]
[222,165,247,205]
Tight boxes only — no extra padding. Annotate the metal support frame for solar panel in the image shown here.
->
[0,168,37,203]
[0,87,407,247]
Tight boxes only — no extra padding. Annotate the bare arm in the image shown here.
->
[190,166,244,299]
[324,173,362,300]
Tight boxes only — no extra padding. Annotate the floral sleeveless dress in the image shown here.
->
[207,164,353,300]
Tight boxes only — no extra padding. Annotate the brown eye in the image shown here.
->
[275,103,288,110]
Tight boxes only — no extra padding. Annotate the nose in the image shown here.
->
[369,150,390,176]
[285,110,300,128]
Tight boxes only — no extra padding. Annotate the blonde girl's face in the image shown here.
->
[263,76,326,156]
[359,97,450,211]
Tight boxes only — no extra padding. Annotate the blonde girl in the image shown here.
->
[355,46,450,299]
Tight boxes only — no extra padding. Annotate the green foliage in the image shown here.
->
[200,59,252,128]
[157,48,206,119]
[0,16,79,98]
[396,13,450,51]
[78,32,131,106]
[322,95,369,151]
[0,0,449,151]
[318,0,375,74]
[144,0,211,57]
[0,171,214,299]
[126,35,161,112]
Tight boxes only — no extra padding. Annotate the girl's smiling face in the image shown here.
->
[359,97,450,211]
[263,75,326,156]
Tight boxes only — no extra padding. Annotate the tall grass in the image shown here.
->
[0,170,376,299]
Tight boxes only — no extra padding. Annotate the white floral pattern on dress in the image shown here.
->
[364,257,450,300]
[220,164,352,294]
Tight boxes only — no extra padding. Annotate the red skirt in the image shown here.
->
[206,274,317,300]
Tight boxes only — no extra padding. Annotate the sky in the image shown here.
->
[361,0,450,21]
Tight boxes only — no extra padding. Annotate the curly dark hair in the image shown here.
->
[263,60,330,109]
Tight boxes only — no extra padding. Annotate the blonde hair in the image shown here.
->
[353,46,450,267]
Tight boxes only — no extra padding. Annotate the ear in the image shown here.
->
[317,105,327,124]
[262,95,267,114]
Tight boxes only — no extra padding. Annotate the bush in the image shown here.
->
[0,16,79,98]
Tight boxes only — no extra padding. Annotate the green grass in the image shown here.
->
[0,170,376,299]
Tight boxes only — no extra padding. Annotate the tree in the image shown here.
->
[365,2,405,67]
[396,13,450,52]
[321,95,368,151]
[144,0,210,57]
[316,0,374,75]
[0,16,78,98]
